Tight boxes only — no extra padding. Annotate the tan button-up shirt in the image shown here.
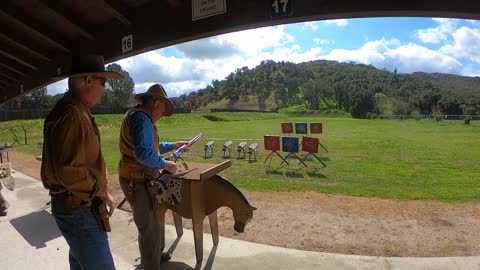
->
[41,92,107,203]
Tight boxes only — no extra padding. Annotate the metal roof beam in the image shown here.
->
[101,1,131,25]
[0,49,38,70]
[0,61,27,76]
[1,54,70,103]
[42,0,96,41]
[0,32,51,62]
[0,7,70,52]
[0,68,21,82]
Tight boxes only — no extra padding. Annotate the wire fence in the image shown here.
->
[0,107,191,122]
[373,114,480,124]
[374,114,480,120]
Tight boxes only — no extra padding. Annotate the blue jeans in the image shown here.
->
[51,199,116,270]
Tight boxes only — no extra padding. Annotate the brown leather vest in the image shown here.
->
[118,107,160,180]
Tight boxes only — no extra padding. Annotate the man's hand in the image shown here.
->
[165,160,177,174]
[97,190,115,217]
[174,141,190,151]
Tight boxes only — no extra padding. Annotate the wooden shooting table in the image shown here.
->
[160,160,232,263]
[173,160,231,181]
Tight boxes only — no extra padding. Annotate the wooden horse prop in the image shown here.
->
[158,174,256,263]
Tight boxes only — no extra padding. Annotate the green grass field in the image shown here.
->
[1,112,479,202]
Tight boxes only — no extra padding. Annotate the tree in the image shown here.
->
[350,88,375,118]
[20,87,49,109]
[301,79,321,110]
[461,96,480,115]
[222,72,241,106]
[105,63,135,108]
[413,90,441,114]
[374,92,391,115]
[437,94,463,115]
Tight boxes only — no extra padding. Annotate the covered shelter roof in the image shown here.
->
[1,0,480,104]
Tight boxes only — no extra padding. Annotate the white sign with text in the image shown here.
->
[192,0,226,21]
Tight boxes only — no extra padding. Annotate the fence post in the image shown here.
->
[22,126,28,145]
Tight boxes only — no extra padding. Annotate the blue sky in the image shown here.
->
[48,17,480,97]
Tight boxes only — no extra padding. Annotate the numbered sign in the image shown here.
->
[271,0,292,18]
[122,35,133,53]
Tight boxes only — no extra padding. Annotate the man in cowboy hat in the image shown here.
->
[41,54,123,269]
[118,83,187,270]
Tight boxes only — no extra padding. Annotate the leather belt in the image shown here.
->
[119,176,147,184]
[52,192,89,208]
[119,166,160,184]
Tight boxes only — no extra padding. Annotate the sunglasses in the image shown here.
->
[92,76,107,86]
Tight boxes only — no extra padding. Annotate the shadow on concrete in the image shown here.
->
[160,245,217,270]
[161,261,195,270]
[9,209,61,249]
[203,245,217,270]
[167,235,183,254]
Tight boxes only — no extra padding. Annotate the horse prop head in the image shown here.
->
[233,205,257,233]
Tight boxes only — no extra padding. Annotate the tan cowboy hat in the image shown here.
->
[53,54,123,80]
[135,83,174,116]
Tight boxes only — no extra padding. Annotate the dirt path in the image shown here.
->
[9,151,480,257]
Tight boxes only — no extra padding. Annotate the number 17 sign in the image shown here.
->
[271,0,292,18]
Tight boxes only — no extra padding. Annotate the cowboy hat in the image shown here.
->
[53,54,123,80]
[135,83,174,116]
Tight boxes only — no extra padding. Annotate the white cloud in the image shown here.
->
[302,22,319,31]
[113,51,205,86]
[133,81,208,97]
[324,19,348,27]
[414,18,480,67]
[215,25,295,56]
[440,26,480,63]
[313,38,333,45]
[95,26,323,96]
[416,27,449,44]
[322,38,464,74]
[415,18,458,44]
[47,79,67,95]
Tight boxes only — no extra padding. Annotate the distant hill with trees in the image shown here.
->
[174,60,480,118]
[2,60,479,119]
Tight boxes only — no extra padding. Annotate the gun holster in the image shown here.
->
[146,180,161,210]
[92,197,111,232]
[126,178,134,206]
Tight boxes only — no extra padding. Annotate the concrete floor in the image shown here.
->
[1,171,479,270]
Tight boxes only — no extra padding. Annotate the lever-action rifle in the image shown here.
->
[171,133,204,168]
[158,133,204,184]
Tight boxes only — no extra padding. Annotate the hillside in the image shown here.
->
[410,72,480,98]
[176,59,480,117]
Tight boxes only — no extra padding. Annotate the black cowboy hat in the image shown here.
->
[53,54,123,80]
